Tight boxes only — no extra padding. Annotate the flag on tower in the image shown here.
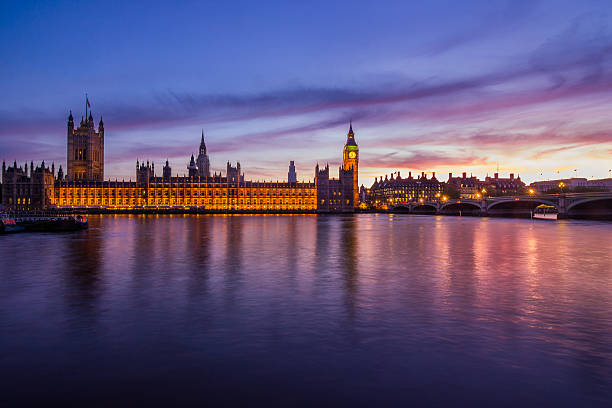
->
[86,96,91,108]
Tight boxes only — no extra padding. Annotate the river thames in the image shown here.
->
[1,214,611,406]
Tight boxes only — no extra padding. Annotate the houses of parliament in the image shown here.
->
[2,104,358,213]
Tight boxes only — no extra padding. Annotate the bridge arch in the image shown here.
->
[486,198,557,212]
[411,204,437,214]
[440,201,481,215]
[486,198,558,217]
[566,197,612,218]
[391,205,411,213]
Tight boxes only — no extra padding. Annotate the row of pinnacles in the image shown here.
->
[67,110,104,181]
[1,160,57,207]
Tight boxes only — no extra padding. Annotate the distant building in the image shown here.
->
[196,130,210,178]
[226,162,243,183]
[588,178,612,191]
[447,172,485,199]
[136,160,154,183]
[188,154,198,178]
[162,160,172,180]
[314,163,354,213]
[366,171,443,208]
[483,173,525,195]
[2,160,55,209]
[288,161,297,183]
[530,177,612,193]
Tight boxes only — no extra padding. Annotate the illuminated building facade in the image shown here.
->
[366,171,443,209]
[2,161,56,208]
[1,112,356,213]
[315,163,354,213]
[342,122,359,207]
[483,173,526,195]
[67,109,104,181]
[51,177,316,211]
[447,172,484,199]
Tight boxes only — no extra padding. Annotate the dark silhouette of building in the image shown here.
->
[163,160,172,180]
[226,162,243,183]
[196,130,211,178]
[136,160,154,183]
[315,163,354,212]
[288,161,297,183]
[188,155,198,178]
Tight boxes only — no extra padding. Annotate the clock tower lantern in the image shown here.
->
[342,121,359,207]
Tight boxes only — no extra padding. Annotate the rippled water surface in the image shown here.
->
[1,214,611,406]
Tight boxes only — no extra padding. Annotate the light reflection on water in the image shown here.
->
[0,214,611,406]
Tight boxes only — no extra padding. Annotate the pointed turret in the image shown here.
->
[346,120,357,146]
[199,129,207,155]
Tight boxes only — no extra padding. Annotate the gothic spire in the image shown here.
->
[199,129,207,155]
[346,120,357,146]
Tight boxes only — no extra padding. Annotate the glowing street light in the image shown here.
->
[528,188,535,195]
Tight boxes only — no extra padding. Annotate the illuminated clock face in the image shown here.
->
[348,151,357,159]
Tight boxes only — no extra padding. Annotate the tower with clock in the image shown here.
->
[342,121,359,207]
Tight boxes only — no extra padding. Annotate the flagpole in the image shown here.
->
[85,92,88,119]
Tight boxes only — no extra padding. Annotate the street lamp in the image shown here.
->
[558,182,565,193]
[528,188,535,195]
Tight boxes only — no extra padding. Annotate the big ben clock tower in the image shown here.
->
[343,121,359,207]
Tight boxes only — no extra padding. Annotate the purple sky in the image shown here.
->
[2,0,612,185]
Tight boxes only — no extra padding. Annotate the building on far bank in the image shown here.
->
[483,173,525,195]
[366,171,443,209]
[529,177,612,193]
[1,106,356,213]
[342,121,359,208]
[314,163,354,213]
[67,110,104,181]
[2,160,55,208]
[447,172,484,199]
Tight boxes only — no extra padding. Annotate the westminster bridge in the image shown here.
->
[388,192,612,218]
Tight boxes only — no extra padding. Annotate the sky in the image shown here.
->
[1,0,612,185]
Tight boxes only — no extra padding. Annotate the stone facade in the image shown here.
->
[2,115,358,213]
[342,122,359,207]
[367,172,443,209]
[67,110,104,181]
